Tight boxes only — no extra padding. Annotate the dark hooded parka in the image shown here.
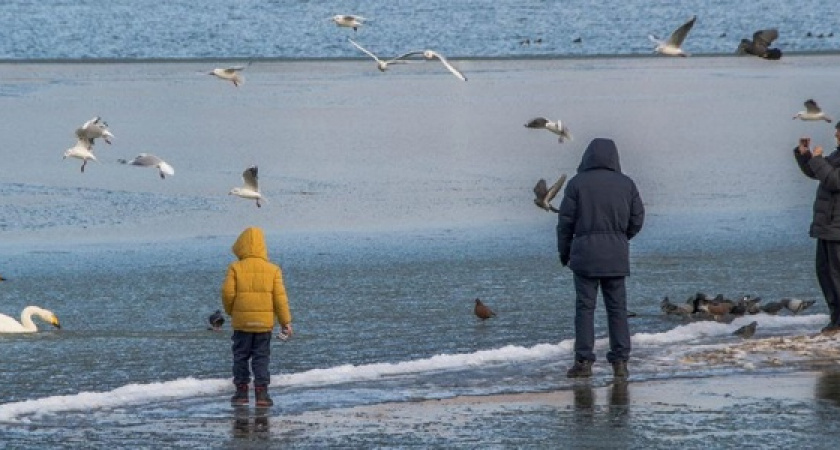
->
[557,138,645,276]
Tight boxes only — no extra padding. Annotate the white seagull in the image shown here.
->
[649,15,697,56]
[209,66,246,87]
[77,116,114,144]
[533,174,567,213]
[332,14,367,31]
[229,166,262,207]
[118,153,175,179]
[348,38,419,72]
[404,49,468,81]
[793,99,832,122]
[63,129,98,173]
[524,117,573,143]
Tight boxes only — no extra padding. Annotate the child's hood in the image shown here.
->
[232,227,269,260]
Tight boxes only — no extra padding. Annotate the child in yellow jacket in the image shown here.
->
[222,227,293,407]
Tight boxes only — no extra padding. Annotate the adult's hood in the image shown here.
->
[577,138,622,173]
[232,227,269,261]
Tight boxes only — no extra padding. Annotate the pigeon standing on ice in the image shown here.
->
[649,15,697,56]
[733,321,757,339]
[780,298,817,315]
[474,298,496,320]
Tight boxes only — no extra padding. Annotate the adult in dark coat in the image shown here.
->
[557,138,645,379]
[792,123,840,334]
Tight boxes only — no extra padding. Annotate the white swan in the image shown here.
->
[0,306,61,333]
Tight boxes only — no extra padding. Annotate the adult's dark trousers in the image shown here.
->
[572,273,631,363]
[815,239,840,325]
[231,330,272,387]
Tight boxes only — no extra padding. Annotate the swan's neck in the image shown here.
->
[20,306,44,332]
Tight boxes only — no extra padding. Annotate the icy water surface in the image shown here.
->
[1,0,840,59]
[2,55,840,446]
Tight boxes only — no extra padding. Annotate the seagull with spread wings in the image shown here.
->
[118,153,175,179]
[209,65,247,87]
[524,117,573,143]
[348,38,419,72]
[649,15,697,56]
[793,99,832,122]
[229,166,262,207]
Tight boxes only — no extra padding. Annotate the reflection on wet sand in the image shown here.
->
[232,406,272,437]
[816,371,840,408]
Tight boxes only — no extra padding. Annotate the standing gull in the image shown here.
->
[118,153,175,179]
[649,15,697,56]
[229,166,262,208]
[210,66,247,87]
[63,129,97,173]
[524,117,573,143]
[793,99,832,122]
[332,14,367,31]
[533,174,567,213]
[348,38,419,72]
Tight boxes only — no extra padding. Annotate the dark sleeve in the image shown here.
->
[809,156,840,193]
[794,147,817,179]
[556,184,577,259]
[627,182,645,240]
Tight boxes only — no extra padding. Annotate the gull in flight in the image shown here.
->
[332,14,367,31]
[348,38,418,72]
[793,99,832,122]
[649,15,697,56]
[524,117,573,143]
[63,129,98,173]
[209,65,247,87]
[533,174,567,213]
[118,153,175,179]
[404,49,468,81]
[229,166,262,207]
[76,116,114,145]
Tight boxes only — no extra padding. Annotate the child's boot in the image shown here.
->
[231,384,249,406]
[254,386,274,407]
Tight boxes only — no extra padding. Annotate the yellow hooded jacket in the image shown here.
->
[222,227,291,332]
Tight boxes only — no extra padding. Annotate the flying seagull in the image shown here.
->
[649,15,697,56]
[76,116,113,145]
[229,166,262,207]
[348,38,419,72]
[793,99,832,122]
[63,129,98,173]
[332,14,367,31]
[533,174,567,213]
[118,153,175,179]
[737,28,781,59]
[524,117,573,143]
[474,298,496,320]
[404,50,468,81]
[209,65,247,87]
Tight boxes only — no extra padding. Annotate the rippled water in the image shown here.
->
[1,0,839,59]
